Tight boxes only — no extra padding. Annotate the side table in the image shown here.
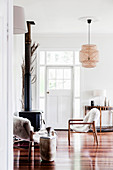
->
[40,136,56,162]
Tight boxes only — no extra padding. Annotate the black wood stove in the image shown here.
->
[19,21,42,131]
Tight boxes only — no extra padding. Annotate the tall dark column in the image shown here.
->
[24,21,35,111]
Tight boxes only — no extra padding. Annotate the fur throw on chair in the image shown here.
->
[13,116,33,140]
[71,108,100,132]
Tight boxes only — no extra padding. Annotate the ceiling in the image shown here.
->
[14,0,113,34]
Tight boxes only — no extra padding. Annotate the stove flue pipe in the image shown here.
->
[24,21,35,111]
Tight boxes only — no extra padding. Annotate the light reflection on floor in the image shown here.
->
[71,133,100,170]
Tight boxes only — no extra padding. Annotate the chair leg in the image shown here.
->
[68,121,70,146]
[93,121,98,146]
[28,141,32,161]
[94,130,98,146]
[93,131,95,143]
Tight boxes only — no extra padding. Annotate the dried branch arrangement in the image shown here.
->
[21,42,39,109]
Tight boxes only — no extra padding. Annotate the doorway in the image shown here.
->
[46,66,73,129]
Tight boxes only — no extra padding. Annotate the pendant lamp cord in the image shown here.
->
[88,22,90,45]
[87,19,91,45]
[87,19,91,60]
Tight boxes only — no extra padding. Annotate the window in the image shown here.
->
[47,51,73,65]
[39,67,45,97]
[40,51,45,65]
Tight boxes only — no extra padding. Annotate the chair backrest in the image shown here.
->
[13,116,32,140]
[83,108,100,123]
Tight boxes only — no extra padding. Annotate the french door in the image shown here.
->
[38,50,80,129]
[46,66,73,129]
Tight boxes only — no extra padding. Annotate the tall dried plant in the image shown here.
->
[21,42,39,110]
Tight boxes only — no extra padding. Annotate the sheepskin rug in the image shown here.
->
[13,116,32,140]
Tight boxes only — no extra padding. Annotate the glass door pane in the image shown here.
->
[47,67,72,90]
[40,67,45,97]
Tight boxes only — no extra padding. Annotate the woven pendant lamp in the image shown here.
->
[79,19,99,68]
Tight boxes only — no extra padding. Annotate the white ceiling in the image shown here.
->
[14,0,113,34]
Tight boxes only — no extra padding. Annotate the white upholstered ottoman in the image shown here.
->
[40,136,56,162]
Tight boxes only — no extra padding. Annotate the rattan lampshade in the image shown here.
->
[80,44,99,68]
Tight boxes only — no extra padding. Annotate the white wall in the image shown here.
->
[13,35,24,111]
[33,33,113,126]
[13,36,38,111]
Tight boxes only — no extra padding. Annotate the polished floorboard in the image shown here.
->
[14,131,113,170]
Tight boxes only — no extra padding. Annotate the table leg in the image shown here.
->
[100,108,101,132]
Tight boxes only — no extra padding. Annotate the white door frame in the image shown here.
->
[45,65,74,127]
[0,0,13,169]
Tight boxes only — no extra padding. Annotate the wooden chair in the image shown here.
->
[13,116,35,161]
[13,134,33,161]
[68,108,100,146]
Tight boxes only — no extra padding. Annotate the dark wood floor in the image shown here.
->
[14,131,113,170]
